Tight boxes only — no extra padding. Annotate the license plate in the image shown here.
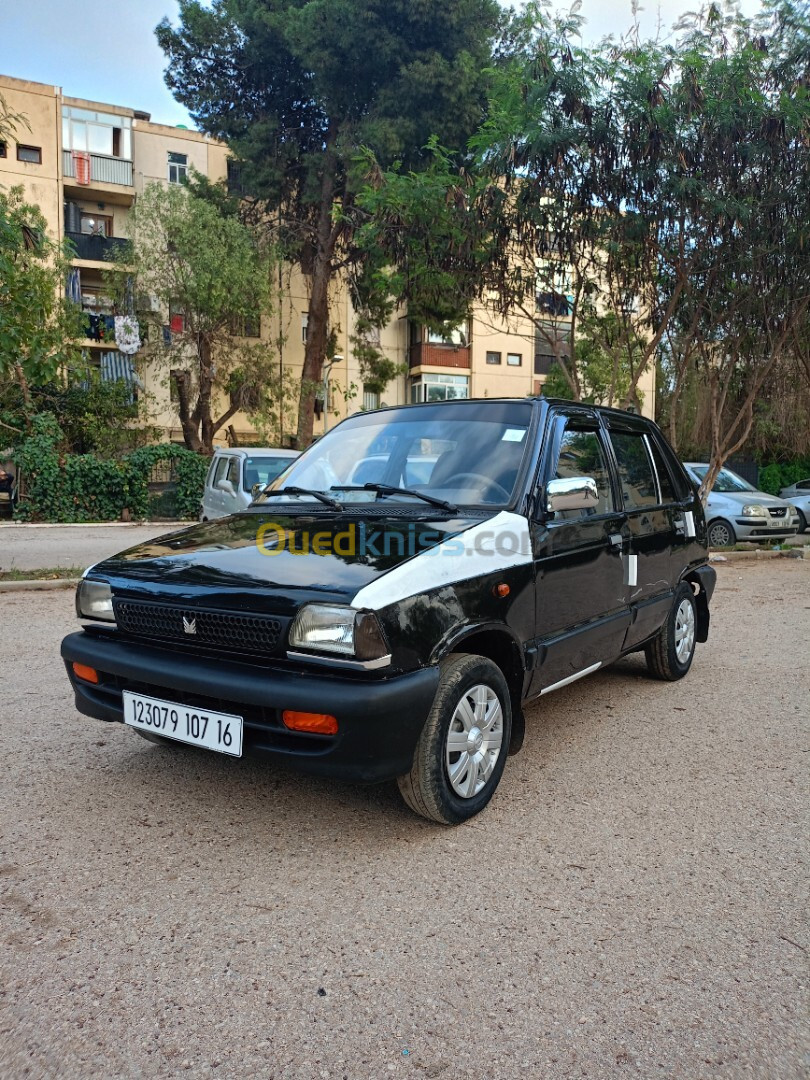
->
[123,691,243,757]
[770,517,782,526]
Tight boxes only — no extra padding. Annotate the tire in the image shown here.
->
[707,518,736,548]
[645,582,698,681]
[397,653,512,825]
[796,509,807,534]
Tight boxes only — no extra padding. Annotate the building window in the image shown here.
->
[0,141,6,158]
[507,352,522,367]
[169,303,186,334]
[17,145,42,164]
[62,106,132,159]
[80,213,113,237]
[425,323,469,347]
[226,159,244,196]
[534,353,555,376]
[301,312,309,343]
[168,151,188,185]
[230,313,261,338]
[410,373,469,403]
[362,388,380,411]
[486,351,501,365]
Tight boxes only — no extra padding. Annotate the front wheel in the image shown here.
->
[707,518,736,548]
[397,653,512,825]
[795,508,807,534]
[645,582,698,681]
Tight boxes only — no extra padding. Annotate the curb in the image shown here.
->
[0,578,79,592]
[709,549,808,562]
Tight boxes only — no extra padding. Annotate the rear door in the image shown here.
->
[528,408,630,695]
[603,418,678,651]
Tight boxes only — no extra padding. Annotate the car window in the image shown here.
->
[689,465,754,493]
[243,456,294,492]
[610,431,658,510]
[796,479,810,491]
[646,436,676,503]
[211,456,229,488]
[552,424,614,519]
[225,457,240,487]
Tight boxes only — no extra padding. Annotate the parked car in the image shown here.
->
[63,399,716,824]
[684,463,800,547]
[779,479,810,533]
[200,447,299,520]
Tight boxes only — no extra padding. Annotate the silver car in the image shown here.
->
[684,463,800,547]
[779,478,810,533]
[200,448,300,521]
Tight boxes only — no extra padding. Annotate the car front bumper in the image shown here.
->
[734,519,798,540]
[61,631,439,783]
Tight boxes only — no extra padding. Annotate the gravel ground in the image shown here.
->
[0,524,191,574]
[0,561,807,1080]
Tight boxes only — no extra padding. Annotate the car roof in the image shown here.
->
[213,447,299,457]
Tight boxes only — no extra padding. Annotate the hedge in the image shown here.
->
[757,458,810,497]
[13,414,209,522]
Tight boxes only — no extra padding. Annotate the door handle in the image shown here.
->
[608,533,624,548]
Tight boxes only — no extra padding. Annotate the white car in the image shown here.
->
[200,448,299,520]
[779,479,810,533]
[684,463,800,547]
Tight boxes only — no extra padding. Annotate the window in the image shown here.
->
[362,388,380,411]
[426,323,468,347]
[534,353,554,376]
[168,151,188,185]
[225,456,240,488]
[226,159,244,196]
[486,351,501,365]
[610,430,658,510]
[62,106,132,159]
[552,425,614,518]
[301,312,309,343]
[169,303,186,334]
[0,141,6,158]
[507,352,522,367]
[17,145,42,164]
[212,455,230,488]
[243,456,294,492]
[410,373,469,403]
[80,213,113,237]
[646,436,676,503]
[230,313,261,338]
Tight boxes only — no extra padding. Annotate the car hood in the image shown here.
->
[707,491,792,509]
[88,510,492,617]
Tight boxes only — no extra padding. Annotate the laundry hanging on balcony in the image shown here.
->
[114,315,141,355]
[72,150,91,185]
[66,268,82,305]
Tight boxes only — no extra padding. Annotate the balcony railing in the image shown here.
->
[63,150,133,187]
[65,231,129,262]
[409,342,471,370]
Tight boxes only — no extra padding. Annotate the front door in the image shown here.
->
[528,409,630,696]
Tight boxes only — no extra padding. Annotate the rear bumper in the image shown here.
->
[61,631,439,783]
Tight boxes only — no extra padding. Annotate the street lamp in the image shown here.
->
[322,354,343,434]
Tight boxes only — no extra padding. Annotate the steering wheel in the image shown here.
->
[442,472,511,503]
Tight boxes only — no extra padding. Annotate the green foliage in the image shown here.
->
[0,187,82,390]
[13,415,209,522]
[757,459,810,497]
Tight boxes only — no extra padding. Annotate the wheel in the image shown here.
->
[441,473,511,503]
[707,518,736,548]
[796,508,807,534]
[397,653,511,825]
[645,582,698,681]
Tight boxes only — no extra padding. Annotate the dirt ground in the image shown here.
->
[0,561,807,1080]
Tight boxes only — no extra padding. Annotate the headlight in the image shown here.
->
[741,505,767,517]
[76,579,115,622]
[289,603,388,660]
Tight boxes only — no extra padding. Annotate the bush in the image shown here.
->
[13,415,209,522]
[757,458,810,496]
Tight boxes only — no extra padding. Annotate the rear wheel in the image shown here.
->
[397,653,511,825]
[707,518,735,548]
[645,582,697,681]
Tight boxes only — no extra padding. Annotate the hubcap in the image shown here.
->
[674,598,696,664]
[710,522,730,547]
[445,684,504,799]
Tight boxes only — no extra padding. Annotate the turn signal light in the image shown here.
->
[72,662,99,684]
[282,710,338,735]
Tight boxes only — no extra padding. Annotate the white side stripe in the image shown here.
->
[351,511,532,611]
[539,661,601,696]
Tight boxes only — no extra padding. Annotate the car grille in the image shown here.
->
[114,599,284,654]
[767,507,787,518]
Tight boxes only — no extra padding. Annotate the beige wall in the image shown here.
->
[133,121,227,190]
[0,75,62,242]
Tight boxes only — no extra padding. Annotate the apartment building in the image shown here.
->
[1,72,654,448]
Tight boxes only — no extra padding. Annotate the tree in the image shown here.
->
[115,182,277,454]
[0,187,81,428]
[156,0,502,446]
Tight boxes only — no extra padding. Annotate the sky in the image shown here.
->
[1,0,765,132]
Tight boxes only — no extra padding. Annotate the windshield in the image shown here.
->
[690,465,755,493]
[255,402,534,508]
[243,456,295,492]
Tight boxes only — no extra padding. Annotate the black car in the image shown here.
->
[63,398,716,824]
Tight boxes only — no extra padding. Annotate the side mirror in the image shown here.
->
[546,475,599,516]
[217,479,235,495]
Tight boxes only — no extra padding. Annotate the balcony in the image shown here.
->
[409,342,471,370]
[63,150,134,202]
[66,231,129,264]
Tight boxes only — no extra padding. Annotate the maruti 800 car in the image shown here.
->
[63,399,715,824]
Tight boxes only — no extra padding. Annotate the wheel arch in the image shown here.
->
[681,565,716,644]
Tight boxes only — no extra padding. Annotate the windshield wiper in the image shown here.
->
[331,483,456,513]
[260,486,343,510]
